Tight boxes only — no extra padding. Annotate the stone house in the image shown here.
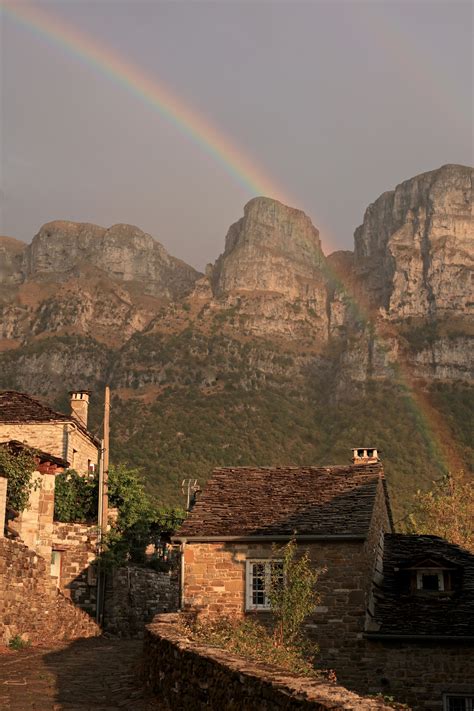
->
[1,439,68,560]
[173,455,474,710]
[0,390,100,475]
[0,390,101,614]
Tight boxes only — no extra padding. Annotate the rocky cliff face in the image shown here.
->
[211,197,324,298]
[0,221,202,348]
[0,165,472,385]
[3,221,201,299]
[207,197,329,340]
[354,164,473,319]
[0,237,26,286]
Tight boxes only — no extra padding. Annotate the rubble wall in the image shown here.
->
[0,537,99,645]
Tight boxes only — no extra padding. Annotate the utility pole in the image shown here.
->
[101,385,110,535]
[96,386,110,625]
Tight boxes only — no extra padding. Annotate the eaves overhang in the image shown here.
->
[172,533,367,544]
[364,632,474,643]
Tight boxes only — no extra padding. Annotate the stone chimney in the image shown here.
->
[352,447,380,464]
[69,390,90,428]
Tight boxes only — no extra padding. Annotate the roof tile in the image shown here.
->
[176,463,385,538]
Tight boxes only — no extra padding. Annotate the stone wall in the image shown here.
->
[355,639,474,711]
[0,421,99,475]
[0,477,6,534]
[143,613,395,711]
[103,565,179,637]
[0,537,100,644]
[182,539,375,675]
[52,521,99,616]
[10,467,55,559]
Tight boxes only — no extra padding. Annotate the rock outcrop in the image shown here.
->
[0,236,26,286]
[211,197,325,299]
[2,221,201,299]
[0,165,472,386]
[208,197,329,340]
[354,164,473,319]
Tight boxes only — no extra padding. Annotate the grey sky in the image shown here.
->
[1,0,472,270]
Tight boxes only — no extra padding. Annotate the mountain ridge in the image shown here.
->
[0,163,472,513]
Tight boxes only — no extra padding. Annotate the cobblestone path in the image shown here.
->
[0,637,166,711]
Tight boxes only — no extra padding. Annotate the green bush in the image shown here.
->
[0,446,36,514]
[180,615,319,677]
[8,635,31,651]
[54,469,98,522]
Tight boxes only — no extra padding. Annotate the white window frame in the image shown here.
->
[443,695,474,711]
[416,569,444,592]
[245,559,283,611]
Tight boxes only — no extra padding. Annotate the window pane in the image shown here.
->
[447,697,470,711]
[251,563,266,606]
[422,574,440,591]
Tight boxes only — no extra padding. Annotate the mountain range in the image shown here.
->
[1,163,472,516]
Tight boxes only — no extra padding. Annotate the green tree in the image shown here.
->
[406,471,474,553]
[53,462,185,566]
[0,446,36,514]
[54,469,98,522]
[268,538,325,648]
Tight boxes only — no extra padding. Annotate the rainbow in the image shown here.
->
[1,0,294,208]
[2,1,458,485]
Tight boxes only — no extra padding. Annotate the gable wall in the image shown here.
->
[0,422,98,475]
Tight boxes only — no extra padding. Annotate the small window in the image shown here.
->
[416,569,444,592]
[444,695,473,711]
[245,559,283,611]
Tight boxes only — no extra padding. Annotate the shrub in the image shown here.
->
[268,539,325,647]
[8,635,31,651]
[54,469,98,522]
[180,615,319,677]
[406,471,474,553]
[0,446,37,514]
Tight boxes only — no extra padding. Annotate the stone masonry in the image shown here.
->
[0,421,98,475]
[52,521,99,616]
[0,477,6,535]
[0,536,99,644]
[103,565,179,637]
[355,639,474,711]
[9,464,56,560]
[143,613,396,711]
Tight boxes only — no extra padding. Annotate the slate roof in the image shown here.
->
[370,534,474,638]
[0,440,69,469]
[0,391,99,444]
[175,463,388,539]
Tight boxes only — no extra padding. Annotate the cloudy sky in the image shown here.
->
[1,0,472,269]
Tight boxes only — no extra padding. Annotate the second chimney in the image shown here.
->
[352,447,380,464]
[70,390,90,428]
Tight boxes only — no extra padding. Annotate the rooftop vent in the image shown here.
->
[352,447,380,464]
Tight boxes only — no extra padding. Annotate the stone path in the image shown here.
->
[0,638,167,710]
